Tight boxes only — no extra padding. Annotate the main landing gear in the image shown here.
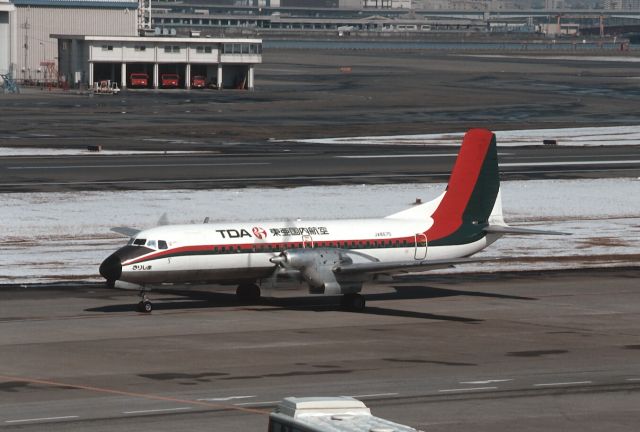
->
[137,289,153,313]
[341,293,366,312]
[236,283,261,303]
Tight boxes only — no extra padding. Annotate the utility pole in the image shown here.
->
[20,17,29,79]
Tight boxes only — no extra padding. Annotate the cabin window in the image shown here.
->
[158,240,168,250]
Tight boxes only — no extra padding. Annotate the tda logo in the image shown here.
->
[216,227,268,239]
[252,226,267,239]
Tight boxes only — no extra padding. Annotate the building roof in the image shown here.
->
[50,34,263,44]
[13,0,137,8]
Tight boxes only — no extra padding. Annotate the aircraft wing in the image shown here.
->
[110,227,140,237]
[333,257,495,276]
[484,224,569,236]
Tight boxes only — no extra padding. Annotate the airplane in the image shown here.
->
[99,128,564,313]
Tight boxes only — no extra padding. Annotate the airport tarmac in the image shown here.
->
[1,146,639,192]
[3,50,640,150]
[1,268,639,431]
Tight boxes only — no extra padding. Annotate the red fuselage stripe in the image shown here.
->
[124,235,425,265]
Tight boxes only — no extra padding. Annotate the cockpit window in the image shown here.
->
[158,240,168,250]
[133,238,146,246]
[146,240,157,249]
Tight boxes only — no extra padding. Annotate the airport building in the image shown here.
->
[0,0,263,89]
[53,35,262,89]
[0,0,17,76]
[10,0,137,82]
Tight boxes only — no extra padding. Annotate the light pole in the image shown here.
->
[39,42,45,84]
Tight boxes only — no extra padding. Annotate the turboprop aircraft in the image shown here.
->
[100,128,563,313]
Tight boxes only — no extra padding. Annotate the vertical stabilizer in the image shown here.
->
[425,129,500,246]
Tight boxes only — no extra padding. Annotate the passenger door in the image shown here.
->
[414,233,427,260]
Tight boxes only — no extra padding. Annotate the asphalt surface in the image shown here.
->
[3,50,640,146]
[3,50,640,191]
[1,268,639,431]
[2,146,639,192]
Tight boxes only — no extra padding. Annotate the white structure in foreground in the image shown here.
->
[269,397,421,432]
[53,35,262,90]
[0,0,17,76]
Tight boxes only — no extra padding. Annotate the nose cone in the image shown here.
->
[99,253,122,281]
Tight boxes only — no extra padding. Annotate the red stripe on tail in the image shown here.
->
[426,128,495,242]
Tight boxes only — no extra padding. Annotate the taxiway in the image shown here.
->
[1,269,639,431]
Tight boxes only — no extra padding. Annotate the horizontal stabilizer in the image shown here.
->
[111,226,140,237]
[485,224,569,236]
[333,257,496,275]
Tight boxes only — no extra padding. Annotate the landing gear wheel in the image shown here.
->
[341,293,366,312]
[137,300,153,313]
[106,279,115,289]
[136,289,152,313]
[236,283,261,303]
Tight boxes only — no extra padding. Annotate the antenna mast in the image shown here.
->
[137,0,151,35]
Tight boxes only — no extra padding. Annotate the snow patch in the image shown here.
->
[285,125,640,147]
[1,179,639,284]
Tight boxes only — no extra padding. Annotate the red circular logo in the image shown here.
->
[252,226,267,239]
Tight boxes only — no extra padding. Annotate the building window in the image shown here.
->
[101,45,114,51]
[164,45,180,53]
[195,46,212,54]
[134,45,146,52]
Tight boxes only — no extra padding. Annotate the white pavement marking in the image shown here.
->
[438,386,498,393]
[197,395,256,402]
[626,378,640,382]
[0,173,451,187]
[533,381,592,387]
[7,162,270,170]
[123,407,192,415]
[459,379,512,385]
[336,154,459,159]
[5,415,79,423]
[501,160,640,167]
[234,400,280,406]
[0,148,211,157]
[349,393,399,398]
[337,153,513,159]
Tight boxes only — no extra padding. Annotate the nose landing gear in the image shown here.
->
[137,289,153,313]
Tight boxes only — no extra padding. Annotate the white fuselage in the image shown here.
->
[117,216,490,286]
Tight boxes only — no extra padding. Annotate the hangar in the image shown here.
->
[10,0,136,83]
[0,0,17,77]
[53,35,262,89]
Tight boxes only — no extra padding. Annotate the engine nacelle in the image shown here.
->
[271,249,363,295]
